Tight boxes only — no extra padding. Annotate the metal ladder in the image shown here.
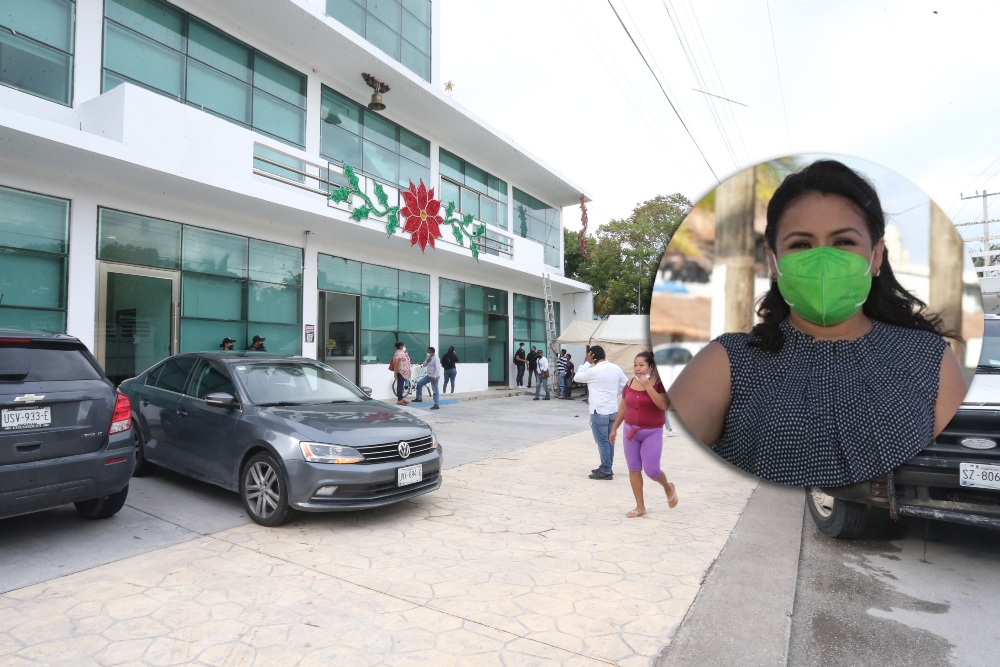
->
[542,273,558,369]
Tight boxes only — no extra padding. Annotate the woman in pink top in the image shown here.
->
[611,351,679,517]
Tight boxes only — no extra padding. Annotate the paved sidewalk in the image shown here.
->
[0,427,757,666]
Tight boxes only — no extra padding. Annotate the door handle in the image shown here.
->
[176,409,188,416]
[141,399,149,407]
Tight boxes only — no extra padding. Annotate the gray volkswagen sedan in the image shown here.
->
[118,353,441,526]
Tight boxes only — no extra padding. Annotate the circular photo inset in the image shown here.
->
[653,155,984,487]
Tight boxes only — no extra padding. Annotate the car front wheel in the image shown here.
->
[807,487,869,539]
[75,484,129,519]
[240,452,296,527]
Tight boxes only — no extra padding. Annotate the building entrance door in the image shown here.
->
[487,315,508,386]
[97,264,179,386]
[318,291,359,384]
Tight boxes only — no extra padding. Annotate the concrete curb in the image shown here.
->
[654,482,806,667]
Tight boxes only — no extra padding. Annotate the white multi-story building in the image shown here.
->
[0,0,593,398]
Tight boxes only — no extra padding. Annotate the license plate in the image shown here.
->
[959,462,1000,490]
[2,407,51,430]
[397,463,423,487]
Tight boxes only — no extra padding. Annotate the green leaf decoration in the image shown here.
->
[462,213,474,226]
[351,204,371,221]
[387,210,399,236]
[329,187,351,204]
[374,182,389,208]
[452,224,464,245]
[344,163,360,190]
[471,242,479,261]
[475,224,486,238]
[445,201,456,218]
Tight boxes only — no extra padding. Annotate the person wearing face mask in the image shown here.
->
[669,159,967,487]
[391,341,412,406]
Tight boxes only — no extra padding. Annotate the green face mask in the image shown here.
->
[773,246,874,326]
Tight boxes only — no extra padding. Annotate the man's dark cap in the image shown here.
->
[252,335,266,343]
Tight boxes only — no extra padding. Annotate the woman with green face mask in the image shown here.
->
[669,159,968,487]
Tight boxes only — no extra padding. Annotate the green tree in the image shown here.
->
[566,193,692,316]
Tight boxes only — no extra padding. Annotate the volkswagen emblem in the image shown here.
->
[398,441,411,459]
[960,437,997,450]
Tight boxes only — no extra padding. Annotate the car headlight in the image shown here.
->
[431,429,438,449]
[300,442,365,464]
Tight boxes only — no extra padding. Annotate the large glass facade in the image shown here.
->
[439,149,507,229]
[513,188,562,267]
[98,208,303,353]
[318,254,429,365]
[0,0,75,105]
[102,0,307,147]
[439,278,506,364]
[513,294,559,356]
[326,0,431,81]
[0,184,69,332]
[320,85,430,192]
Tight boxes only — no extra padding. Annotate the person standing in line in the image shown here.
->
[248,335,266,352]
[219,337,235,351]
[391,341,411,406]
[533,353,551,400]
[414,346,442,410]
[514,343,527,388]
[526,346,539,388]
[561,353,575,399]
[573,345,627,480]
[610,351,679,516]
[554,348,568,398]
[442,346,459,393]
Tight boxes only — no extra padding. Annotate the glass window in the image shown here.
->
[246,322,300,354]
[438,306,461,336]
[362,139,400,185]
[360,329,395,365]
[102,0,308,148]
[440,150,463,183]
[249,239,302,286]
[98,208,181,269]
[440,180,460,212]
[248,282,299,324]
[439,279,463,309]
[480,198,497,226]
[253,143,305,184]
[513,187,561,266]
[0,185,69,332]
[180,319,245,353]
[460,189,479,220]
[465,284,485,312]
[318,254,361,294]
[187,360,236,399]
[153,356,196,393]
[398,302,429,333]
[321,123,362,172]
[399,157,430,191]
[440,150,507,230]
[361,296,398,331]
[182,273,243,321]
[0,0,75,105]
[361,263,398,299]
[399,128,430,167]
[182,226,248,278]
[326,0,430,81]
[398,270,429,303]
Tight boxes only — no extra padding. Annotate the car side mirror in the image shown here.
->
[359,386,373,397]
[205,392,239,408]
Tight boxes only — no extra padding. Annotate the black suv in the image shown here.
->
[809,316,1000,537]
[0,328,134,520]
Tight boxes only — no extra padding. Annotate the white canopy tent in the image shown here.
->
[557,315,652,379]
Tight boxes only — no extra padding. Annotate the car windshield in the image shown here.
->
[979,319,1000,369]
[233,362,366,405]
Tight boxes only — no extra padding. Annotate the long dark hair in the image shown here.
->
[634,350,658,379]
[749,159,952,352]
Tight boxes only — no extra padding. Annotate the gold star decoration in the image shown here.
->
[444,81,454,92]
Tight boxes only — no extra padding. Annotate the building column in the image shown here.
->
[429,269,439,350]
[66,198,99,350]
[305,70,323,158]
[507,290,515,387]
[929,201,965,364]
[74,0,104,107]
[301,231,318,358]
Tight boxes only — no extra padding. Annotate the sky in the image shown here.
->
[439,0,1000,263]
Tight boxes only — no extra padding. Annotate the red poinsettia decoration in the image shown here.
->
[400,180,443,252]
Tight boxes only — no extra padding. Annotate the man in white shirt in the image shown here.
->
[572,345,627,479]
[533,354,551,400]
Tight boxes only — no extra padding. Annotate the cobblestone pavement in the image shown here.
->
[0,428,758,666]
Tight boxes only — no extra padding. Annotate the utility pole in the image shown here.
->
[714,167,756,333]
[958,190,1000,276]
[929,201,965,364]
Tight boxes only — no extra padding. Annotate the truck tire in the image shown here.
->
[75,484,129,520]
[807,487,869,539]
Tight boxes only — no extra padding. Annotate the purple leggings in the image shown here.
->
[623,426,663,478]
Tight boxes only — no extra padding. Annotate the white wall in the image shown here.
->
[360,363,488,401]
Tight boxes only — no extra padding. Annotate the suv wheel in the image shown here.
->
[133,429,153,477]
[807,487,869,539]
[75,484,129,519]
[241,453,296,527]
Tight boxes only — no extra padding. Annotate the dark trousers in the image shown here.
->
[515,363,525,386]
[527,368,537,387]
[395,375,405,400]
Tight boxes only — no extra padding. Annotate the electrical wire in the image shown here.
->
[679,0,751,166]
[604,0,721,183]
[556,0,694,192]
[765,0,792,152]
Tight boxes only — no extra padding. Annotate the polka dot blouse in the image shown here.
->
[712,318,947,487]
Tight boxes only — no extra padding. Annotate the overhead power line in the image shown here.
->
[765,0,792,152]
[692,89,747,107]
[604,0,721,184]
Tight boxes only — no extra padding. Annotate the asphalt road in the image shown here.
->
[0,394,592,594]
